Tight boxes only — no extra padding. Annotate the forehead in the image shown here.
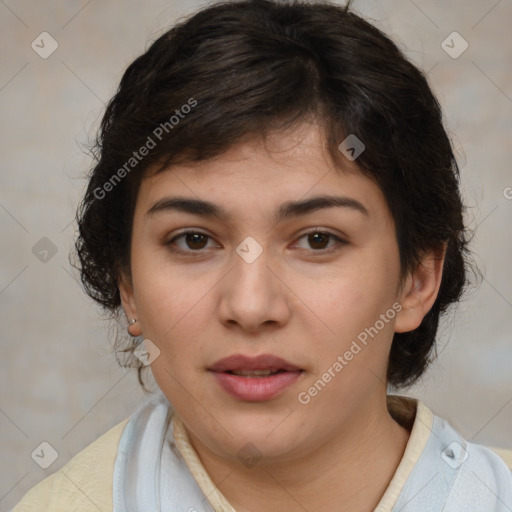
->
[136,123,389,222]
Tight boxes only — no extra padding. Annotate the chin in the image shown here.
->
[210,418,307,462]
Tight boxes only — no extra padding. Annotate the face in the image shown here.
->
[120,123,412,466]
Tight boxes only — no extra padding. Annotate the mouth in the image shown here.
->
[208,353,302,373]
[208,354,304,401]
[224,368,289,377]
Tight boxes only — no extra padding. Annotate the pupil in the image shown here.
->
[187,233,207,249]
[309,233,328,249]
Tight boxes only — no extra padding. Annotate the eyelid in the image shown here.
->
[297,227,347,240]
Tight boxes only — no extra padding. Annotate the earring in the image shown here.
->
[127,318,138,336]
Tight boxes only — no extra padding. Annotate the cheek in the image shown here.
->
[132,252,206,331]
[304,250,400,364]
[312,257,396,323]
[132,264,215,369]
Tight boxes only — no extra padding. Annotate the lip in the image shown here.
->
[208,353,301,372]
[208,354,303,402]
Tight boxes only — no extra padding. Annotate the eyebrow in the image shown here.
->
[146,194,369,222]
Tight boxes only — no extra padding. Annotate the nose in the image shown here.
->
[217,246,291,334]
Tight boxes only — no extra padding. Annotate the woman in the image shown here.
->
[13,0,512,510]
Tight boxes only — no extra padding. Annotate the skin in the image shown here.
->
[120,122,445,512]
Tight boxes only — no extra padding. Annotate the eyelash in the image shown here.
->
[165,229,347,255]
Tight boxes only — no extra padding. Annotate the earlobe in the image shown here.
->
[394,245,446,333]
[119,273,141,336]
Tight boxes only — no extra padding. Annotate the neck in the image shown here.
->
[185,394,411,512]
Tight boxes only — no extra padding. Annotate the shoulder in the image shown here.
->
[389,398,512,511]
[489,446,512,472]
[454,438,512,505]
[430,412,512,510]
[11,419,129,512]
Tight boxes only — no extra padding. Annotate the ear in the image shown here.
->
[394,245,447,333]
[119,272,142,336]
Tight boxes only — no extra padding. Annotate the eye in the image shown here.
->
[294,230,346,252]
[166,231,218,252]
[165,229,346,255]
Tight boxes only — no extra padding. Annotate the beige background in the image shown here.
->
[1,0,511,509]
